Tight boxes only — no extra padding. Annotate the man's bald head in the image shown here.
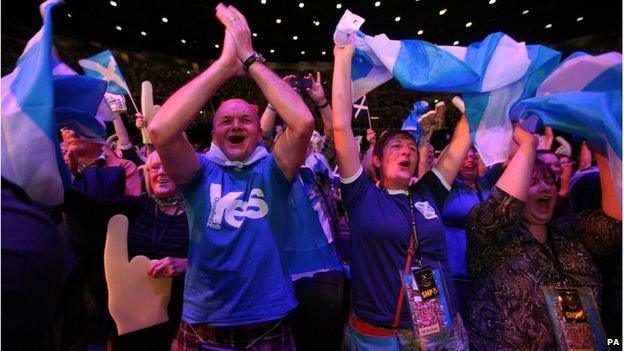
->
[213,99,259,128]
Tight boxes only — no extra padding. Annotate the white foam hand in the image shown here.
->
[104,215,172,335]
[140,81,159,145]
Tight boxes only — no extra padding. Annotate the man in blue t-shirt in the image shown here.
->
[147,4,314,350]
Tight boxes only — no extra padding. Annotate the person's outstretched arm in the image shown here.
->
[331,38,361,179]
[148,29,242,185]
[595,152,621,220]
[432,114,472,186]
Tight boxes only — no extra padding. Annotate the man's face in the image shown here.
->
[60,127,100,157]
[212,99,262,162]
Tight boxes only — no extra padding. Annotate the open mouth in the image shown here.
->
[398,160,410,168]
[228,135,245,144]
[536,196,551,211]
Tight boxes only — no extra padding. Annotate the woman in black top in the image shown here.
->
[63,151,189,350]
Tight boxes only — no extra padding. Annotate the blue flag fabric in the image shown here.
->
[401,101,428,142]
[1,0,68,205]
[79,50,130,95]
[334,11,561,165]
[1,0,113,206]
[510,52,622,206]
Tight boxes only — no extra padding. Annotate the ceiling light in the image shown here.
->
[395,16,401,22]
[313,20,320,26]
[299,2,304,8]
[301,51,306,54]
[215,44,220,48]
[417,29,424,35]
[488,0,496,4]
[434,99,439,103]
[140,31,147,36]
[336,3,342,9]
[270,49,275,53]
[465,21,473,27]
[439,8,447,15]
[261,0,266,3]
[67,13,72,18]
[276,18,282,23]
[186,70,191,74]
[322,51,327,55]
[522,9,529,15]
[252,33,258,37]
[545,23,552,29]
[453,40,459,45]
[181,39,186,43]
[293,35,298,40]
[162,17,168,23]
[374,1,381,7]
[200,110,204,114]
[576,17,583,21]
[115,25,122,31]
[110,1,118,7]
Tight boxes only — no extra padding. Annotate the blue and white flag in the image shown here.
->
[79,50,130,95]
[334,11,561,165]
[510,52,622,206]
[1,0,68,205]
[401,101,429,142]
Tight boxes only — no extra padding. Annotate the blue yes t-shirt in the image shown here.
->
[180,153,297,326]
[341,167,457,329]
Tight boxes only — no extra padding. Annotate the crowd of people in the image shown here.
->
[2,3,621,351]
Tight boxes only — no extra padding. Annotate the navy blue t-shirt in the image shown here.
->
[341,167,457,328]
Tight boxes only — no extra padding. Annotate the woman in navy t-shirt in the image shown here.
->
[332,38,473,350]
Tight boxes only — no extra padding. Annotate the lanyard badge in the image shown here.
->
[542,286,607,351]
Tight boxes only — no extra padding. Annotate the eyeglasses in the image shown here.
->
[147,164,165,174]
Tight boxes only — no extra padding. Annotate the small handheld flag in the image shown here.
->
[79,50,139,113]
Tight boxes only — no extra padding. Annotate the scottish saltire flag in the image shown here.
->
[79,50,130,95]
[510,52,622,206]
[334,10,561,165]
[286,153,342,281]
[1,0,69,206]
[52,48,115,143]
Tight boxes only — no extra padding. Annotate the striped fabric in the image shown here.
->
[510,52,622,208]
[333,10,561,166]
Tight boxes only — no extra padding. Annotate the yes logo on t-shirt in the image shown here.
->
[207,183,269,230]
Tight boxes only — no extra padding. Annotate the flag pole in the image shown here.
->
[127,93,140,115]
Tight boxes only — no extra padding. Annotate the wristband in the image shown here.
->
[267,103,276,111]
[317,100,329,109]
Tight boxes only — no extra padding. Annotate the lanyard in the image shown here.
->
[392,191,421,328]
[152,203,182,250]
[530,226,568,286]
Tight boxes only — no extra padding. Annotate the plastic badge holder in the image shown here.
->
[542,286,606,351]
[401,262,453,342]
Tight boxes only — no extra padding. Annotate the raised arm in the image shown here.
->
[217,5,313,180]
[148,29,242,185]
[432,114,472,186]
[495,124,538,201]
[595,152,621,220]
[305,71,333,136]
[332,39,361,179]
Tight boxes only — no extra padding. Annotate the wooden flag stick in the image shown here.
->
[127,93,140,115]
